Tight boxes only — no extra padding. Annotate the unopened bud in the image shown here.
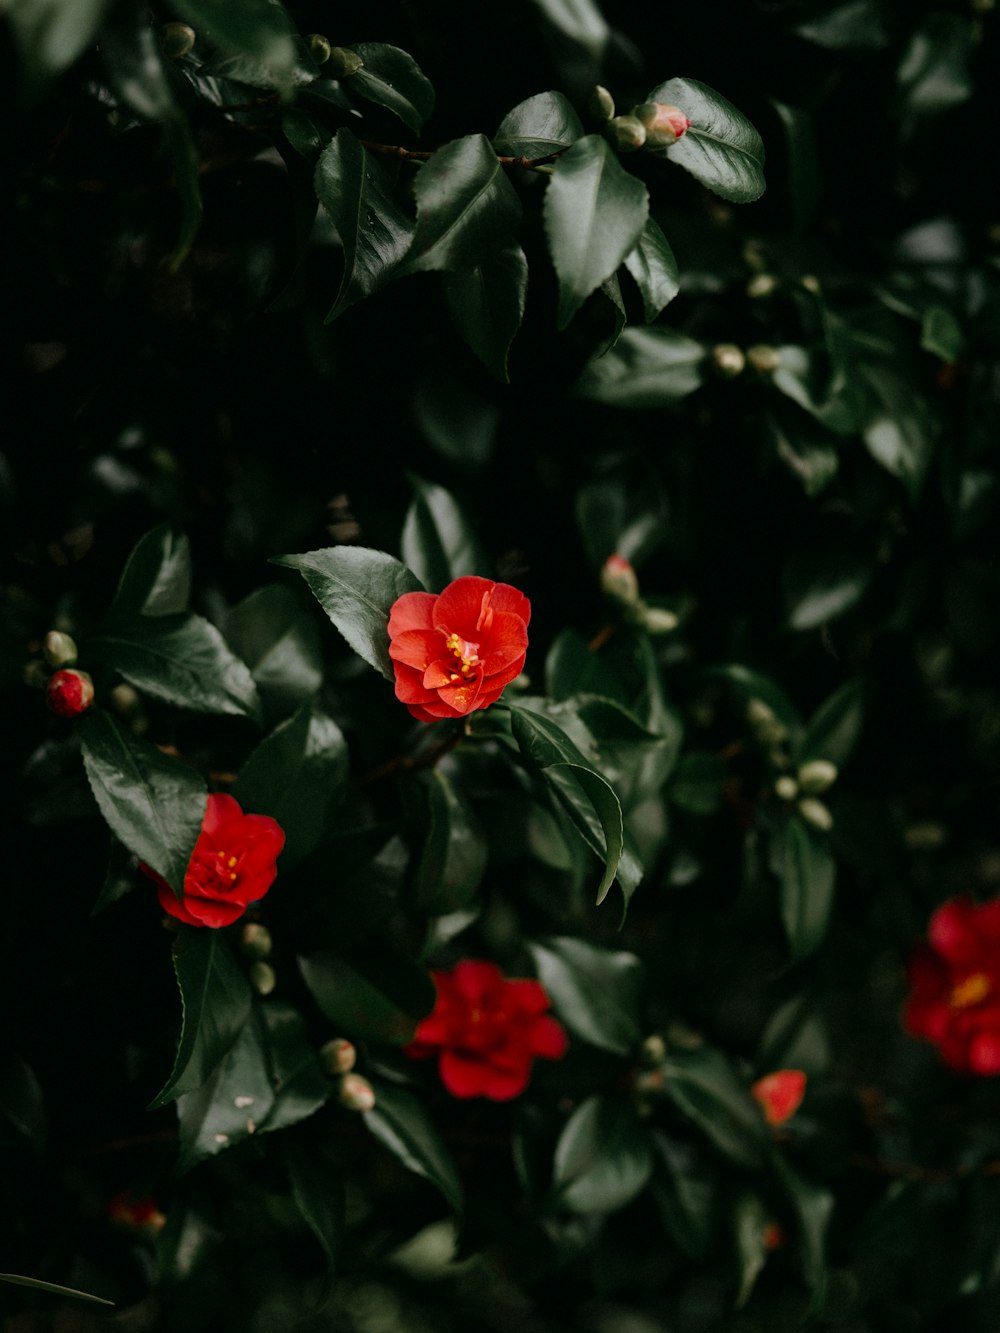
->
[320,1038,357,1076]
[326,46,364,77]
[240,922,273,960]
[797,759,838,794]
[711,343,746,378]
[339,1073,376,1112]
[747,272,777,299]
[44,630,77,668]
[308,33,332,64]
[608,115,646,152]
[591,85,616,121]
[798,797,833,832]
[601,553,640,606]
[774,775,798,802]
[747,344,781,374]
[633,102,691,148]
[109,683,141,718]
[746,698,776,728]
[640,1033,666,1067]
[763,1221,786,1251]
[162,22,196,59]
[46,669,94,718]
[800,274,820,294]
[638,603,679,635]
[249,960,276,995]
[23,660,50,689]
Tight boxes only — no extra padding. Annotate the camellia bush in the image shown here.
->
[4,0,1000,1328]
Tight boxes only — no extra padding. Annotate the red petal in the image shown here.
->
[929,898,981,967]
[388,628,443,669]
[438,1050,493,1098]
[388,592,436,637]
[433,675,484,714]
[432,577,496,635]
[480,1063,532,1101]
[751,1070,807,1126]
[484,583,531,627]
[969,1031,1000,1075]
[451,959,505,1003]
[202,792,242,837]
[504,979,550,1016]
[528,1015,568,1060]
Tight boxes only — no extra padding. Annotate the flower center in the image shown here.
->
[950,971,992,1010]
[445,631,480,682]
[195,849,240,894]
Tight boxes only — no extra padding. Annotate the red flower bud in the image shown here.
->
[633,102,691,147]
[750,1069,807,1126]
[320,1038,357,1075]
[46,668,94,717]
[339,1073,376,1112]
[601,553,640,606]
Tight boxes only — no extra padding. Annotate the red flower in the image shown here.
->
[46,668,94,717]
[108,1191,166,1234]
[751,1069,807,1126]
[404,960,567,1100]
[904,896,1000,1074]
[388,576,530,722]
[142,793,285,929]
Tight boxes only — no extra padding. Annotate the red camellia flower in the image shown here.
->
[141,792,285,928]
[751,1069,807,1126]
[904,896,1000,1074]
[404,960,568,1100]
[387,576,530,722]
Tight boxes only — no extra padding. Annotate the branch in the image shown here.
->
[359,139,563,172]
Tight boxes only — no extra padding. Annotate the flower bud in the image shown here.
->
[637,603,679,635]
[747,344,781,374]
[46,669,94,718]
[640,1033,667,1066]
[746,272,777,299]
[339,1073,376,1112]
[162,22,196,58]
[797,759,838,794]
[108,1191,167,1235]
[326,46,364,77]
[608,115,647,152]
[23,660,50,689]
[751,1069,807,1126]
[320,1037,357,1076]
[763,1221,786,1251]
[249,960,276,995]
[774,775,798,802]
[240,922,273,960]
[591,85,616,121]
[632,102,691,147]
[308,33,332,64]
[601,553,640,606]
[798,797,833,832]
[43,630,78,668]
[711,344,746,378]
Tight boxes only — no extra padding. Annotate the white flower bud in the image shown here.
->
[798,798,833,832]
[797,759,838,794]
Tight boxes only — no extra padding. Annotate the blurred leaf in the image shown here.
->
[711,663,803,733]
[315,129,415,321]
[921,305,964,362]
[0,1273,113,1307]
[794,0,888,49]
[233,702,348,869]
[299,944,435,1045]
[780,816,836,962]
[492,90,584,158]
[109,525,191,619]
[364,1082,463,1212]
[575,474,669,567]
[0,1052,45,1154]
[405,768,488,915]
[767,414,839,497]
[92,614,263,722]
[772,1154,833,1299]
[670,751,726,815]
[552,1095,653,1214]
[79,710,205,898]
[576,326,704,407]
[860,367,935,497]
[757,994,832,1077]
[771,101,820,236]
[771,345,862,435]
[404,134,522,276]
[661,1046,769,1168]
[259,1001,333,1134]
[223,583,323,723]
[346,42,435,133]
[443,244,528,382]
[401,475,490,591]
[273,546,423,680]
[784,550,873,631]
[552,694,682,811]
[544,135,649,329]
[529,936,643,1056]
[7,0,113,99]
[169,0,312,94]
[285,1140,344,1311]
[599,273,627,351]
[896,13,973,124]
[546,629,627,705]
[651,1132,716,1258]
[732,1192,769,1307]
[623,218,680,321]
[413,362,500,465]
[150,929,253,1108]
[530,0,610,64]
[799,678,864,768]
[91,834,136,916]
[650,77,765,203]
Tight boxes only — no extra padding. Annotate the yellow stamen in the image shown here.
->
[951,972,991,1009]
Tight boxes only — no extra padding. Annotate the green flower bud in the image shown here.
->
[797,759,838,794]
[711,344,746,378]
[249,960,276,995]
[608,115,647,152]
[339,1073,376,1112]
[162,23,196,59]
[326,46,364,78]
[308,33,332,64]
[747,344,781,374]
[591,85,616,121]
[774,775,799,802]
[240,922,273,960]
[798,797,833,832]
[320,1038,357,1076]
[43,630,78,668]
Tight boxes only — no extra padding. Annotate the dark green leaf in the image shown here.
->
[346,43,435,133]
[403,135,522,276]
[150,930,253,1108]
[233,702,348,869]
[661,1046,769,1168]
[529,936,643,1056]
[896,13,973,123]
[299,944,435,1046]
[860,367,935,498]
[364,1082,463,1212]
[406,768,488,915]
[799,679,864,768]
[175,1011,275,1173]
[732,1193,769,1307]
[921,305,964,362]
[0,1273,113,1307]
[401,475,490,591]
[785,551,873,631]
[794,0,888,49]
[599,273,627,351]
[167,0,312,94]
[162,118,204,272]
[780,816,836,962]
[548,695,681,812]
[623,218,679,321]
[223,583,323,723]
[650,77,765,203]
[273,546,423,680]
[0,1053,45,1154]
[281,107,326,160]
[772,1154,833,1299]
[443,244,529,382]
[7,0,113,99]
[413,362,500,465]
[544,135,648,328]
[546,628,627,705]
[670,751,726,815]
[771,101,820,237]
[576,326,704,407]
[284,1140,344,1311]
[767,414,839,497]
[530,0,610,68]
[492,90,584,158]
[258,1001,333,1135]
[650,1132,716,1258]
[757,994,832,1077]
[315,129,415,321]
[108,525,191,619]
[91,835,136,916]
[79,710,205,898]
[770,345,862,435]
[551,1095,653,1214]
[710,664,803,734]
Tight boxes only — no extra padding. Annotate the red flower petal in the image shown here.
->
[751,1070,807,1126]
[528,1014,569,1060]
[387,591,436,637]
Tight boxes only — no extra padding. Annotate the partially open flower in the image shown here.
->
[46,668,94,717]
[633,101,691,147]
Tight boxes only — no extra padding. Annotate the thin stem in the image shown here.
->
[359,139,564,172]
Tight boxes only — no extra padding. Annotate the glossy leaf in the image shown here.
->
[401,475,490,591]
[443,244,529,382]
[167,0,311,93]
[315,129,415,321]
[79,710,205,898]
[551,1095,653,1214]
[273,546,423,680]
[0,1273,113,1307]
[285,1140,344,1311]
[623,218,680,321]
[650,77,765,203]
[650,1133,716,1259]
[258,1001,333,1135]
[150,929,253,1108]
[781,816,836,962]
[299,944,435,1046]
[771,100,820,237]
[108,525,191,620]
[405,768,488,915]
[529,936,643,1056]
[799,679,864,768]
[223,583,323,723]
[544,135,648,329]
[896,13,973,123]
[492,90,584,159]
[660,1047,769,1168]
[546,629,627,705]
[364,1082,463,1212]
[346,43,434,133]
[576,327,704,407]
